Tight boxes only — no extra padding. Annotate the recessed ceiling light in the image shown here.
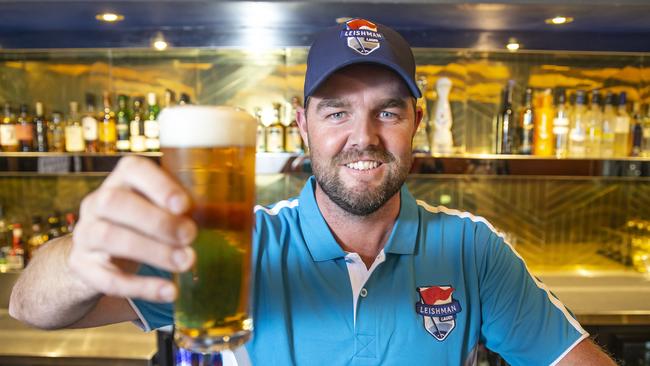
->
[545,16,574,25]
[96,13,124,22]
[506,37,520,52]
[152,32,169,51]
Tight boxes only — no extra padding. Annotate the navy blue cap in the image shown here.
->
[304,18,421,102]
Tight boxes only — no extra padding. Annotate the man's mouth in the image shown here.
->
[344,160,382,171]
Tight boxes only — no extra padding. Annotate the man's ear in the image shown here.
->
[296,105,309,149]
[413,104,424,138]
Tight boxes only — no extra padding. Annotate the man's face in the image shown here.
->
[298,64,421,216]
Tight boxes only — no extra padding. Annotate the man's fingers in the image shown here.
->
[88,264,177,303]
[83,187,197,246]
[74,219,195,273]
[103,156,191,215]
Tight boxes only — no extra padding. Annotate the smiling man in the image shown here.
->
[10,19,615,366]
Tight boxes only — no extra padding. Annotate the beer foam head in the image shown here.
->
[159,105,257,148]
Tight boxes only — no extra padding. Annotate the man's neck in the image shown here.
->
[314,183,401,268]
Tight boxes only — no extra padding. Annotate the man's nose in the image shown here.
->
[348,115,380,148]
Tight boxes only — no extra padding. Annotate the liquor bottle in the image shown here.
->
[65,212,77,233]
[585,90,603,157]
[265,103,285,153]
[48,112,66,152]
[412,75,431,154]
[179,93,191,105]
[533,89,554,156]
[130,97,146,152]
[568,90,588,158]
[1,103,18,152]
[116,94,131,152]
[16,104,34,152]
[64,101,85,153]
[552,88,570,158]
[613,92,630,157]
[9,222,25,270]
[81,93,99,153]
[495,80,516,154]
[27,216,48,262]
[642,104,650,158]
[47,212,62,239]
[630,103,643,157]
[519,88,535,155]
[163,89,176,108]
[0,205,11,271]
[145,92,160,152]
[284,96,304,154]
[255,107,266,152]
[99,92,117,153]
[33,102,48,152]
[600,92,616,158]
[432,77,454,154]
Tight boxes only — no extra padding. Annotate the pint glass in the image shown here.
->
[158,105,256,353]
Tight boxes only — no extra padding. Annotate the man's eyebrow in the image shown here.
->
[316,98,350,112]
[377,98,408,110]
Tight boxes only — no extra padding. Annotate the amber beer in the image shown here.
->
[158,105,256,353]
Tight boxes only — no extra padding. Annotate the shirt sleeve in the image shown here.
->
[128,264,174,331]
[475,222,589,366]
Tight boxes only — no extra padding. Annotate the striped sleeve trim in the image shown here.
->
[415,201,588,338]
[254,199,300,215]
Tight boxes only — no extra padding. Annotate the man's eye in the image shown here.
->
[379,111,397,118]
[328,111,346,120]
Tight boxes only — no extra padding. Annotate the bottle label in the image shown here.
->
[130,136,146,152]
[552,117,569,135]
[144,120,159,138]
[285,127,303,153]
[614,116,630,133]
[266,126,284,152]
[116,139,131,151]
[99,123,116,143]
[15,124,34,141]
[65,126,85,152]
[130,120,143,137]
[256,126,266,152]
[82,116,98,140]
[117,124,129,140]
[0,125,18,146]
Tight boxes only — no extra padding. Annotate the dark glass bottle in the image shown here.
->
[519,88,534,155]
[116,94,131,152]
[495,80,517,154]
[33,102,48,152]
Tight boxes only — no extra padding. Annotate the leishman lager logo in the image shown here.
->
[340,18,383,55]
[415,286,462,341]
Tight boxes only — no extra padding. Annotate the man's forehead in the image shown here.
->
[311,64,412,100]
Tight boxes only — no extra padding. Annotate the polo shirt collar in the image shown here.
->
[298,177,419,262]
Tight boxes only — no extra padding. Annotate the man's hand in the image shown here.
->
[68,155,197,303]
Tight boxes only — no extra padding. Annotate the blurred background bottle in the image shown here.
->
[130,97,146,153]
[64,101,85,153]
[568,90,587,158]
[16,104,34,152]
[116,94,131,152]
[33,102,49,152]
[534,89,554,156]
[1,103,19,152]
[519,88,535,155]
[144,92,160,152]
[82,93,99,153]
[412,75,431,154]
[600,92,616,158]
[552,88,570,158]
[47,112,66,152]
[99,92,117,153]
[585,90,603,157]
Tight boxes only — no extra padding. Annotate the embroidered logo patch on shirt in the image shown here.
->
[340,18,383,55]
[415,286,462,341]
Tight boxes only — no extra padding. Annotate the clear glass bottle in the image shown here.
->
[519,88,534,155]
[613,92,631,157]
[600,92,616,158]
[82,93,99,153]
[130,97,146,153]
[568,90,587,158]
[412,75,431,154]
[585,90,603,157]
[552,88,570,158]
[48,112,66,152]
[144,92,160,152]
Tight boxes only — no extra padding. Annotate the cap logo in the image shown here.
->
[340,18,383,55]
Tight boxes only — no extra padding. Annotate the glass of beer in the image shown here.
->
[158,105,256,353]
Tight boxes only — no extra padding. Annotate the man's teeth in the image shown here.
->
[345,161,380,171]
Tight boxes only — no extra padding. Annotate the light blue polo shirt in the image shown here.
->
[131,176,587,366]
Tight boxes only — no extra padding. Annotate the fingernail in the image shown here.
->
[159,284,176,302]
[172,247,193,269]
[168,194,188,214]
[177,221,196,243]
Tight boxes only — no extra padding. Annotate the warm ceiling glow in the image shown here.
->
[506,38,520,52]
[545,16,574,25]
[153,40,168,51]
[95,13,124,22]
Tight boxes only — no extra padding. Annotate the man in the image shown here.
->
[10,19,614,365]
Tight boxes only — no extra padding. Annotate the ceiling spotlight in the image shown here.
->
[506,38,520,52]
[96,13,124,22]
[152,32,168,51]
[545,16,574,25]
